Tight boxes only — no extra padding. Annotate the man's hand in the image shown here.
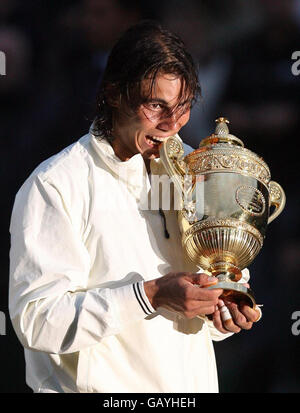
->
[144,272,223,319]
[211,298,262,334]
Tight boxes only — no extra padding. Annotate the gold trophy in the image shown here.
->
[159,117,286,307]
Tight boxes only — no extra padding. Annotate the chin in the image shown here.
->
[148,152,160,160]
[142,148,160,160]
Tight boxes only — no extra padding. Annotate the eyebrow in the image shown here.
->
[144,98,168,105]
[143,97,191,107]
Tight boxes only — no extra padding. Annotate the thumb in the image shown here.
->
[187,273,219,287]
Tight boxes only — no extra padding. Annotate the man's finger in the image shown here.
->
[186,273,219,287]
[195,304,219,316]
[239,302,262,323]
[226,301,253,330]
[212,308,229,334]
[192,286,224,302]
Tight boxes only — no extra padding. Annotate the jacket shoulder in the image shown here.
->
[33,134,91,183]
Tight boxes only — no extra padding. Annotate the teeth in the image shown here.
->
[146,135,169,145]
[152,136,168,142]
[146,137,158,146]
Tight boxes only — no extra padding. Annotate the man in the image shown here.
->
[9,21,260,393]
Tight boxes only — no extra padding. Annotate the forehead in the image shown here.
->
[140,73,186,105]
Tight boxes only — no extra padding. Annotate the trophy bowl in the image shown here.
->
[159,117,286,307]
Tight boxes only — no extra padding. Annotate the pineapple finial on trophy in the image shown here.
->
[215,117,230,137]
[199,117,244,148]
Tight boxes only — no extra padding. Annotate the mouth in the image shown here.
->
[145,135,169,147]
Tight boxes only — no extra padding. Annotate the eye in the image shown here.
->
[148,103,163,111]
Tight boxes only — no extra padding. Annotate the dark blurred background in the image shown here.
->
[0,0,299,393]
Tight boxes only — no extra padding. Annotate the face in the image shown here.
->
[111,73,191,162]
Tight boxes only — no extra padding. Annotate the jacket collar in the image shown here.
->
[89,126,185,206]
[89,130,151,204]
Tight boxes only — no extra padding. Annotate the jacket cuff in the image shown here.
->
[133,281,156,316]
[109,281,156,329]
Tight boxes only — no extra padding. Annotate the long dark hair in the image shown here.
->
[92,20,201,141]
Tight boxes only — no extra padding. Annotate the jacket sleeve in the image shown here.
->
[9,175,155,355]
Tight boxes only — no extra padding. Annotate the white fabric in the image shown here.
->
[9,130,249,393]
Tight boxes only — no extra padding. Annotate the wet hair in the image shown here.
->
[92,20,201,141]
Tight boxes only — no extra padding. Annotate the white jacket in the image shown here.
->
[9,131,248,393]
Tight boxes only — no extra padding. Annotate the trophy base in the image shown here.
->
[207,280,256,308]
[204,263,256,307]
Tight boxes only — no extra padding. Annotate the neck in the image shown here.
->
[144,158,151,174]
[110,139,132,161]
[109,137,152,174]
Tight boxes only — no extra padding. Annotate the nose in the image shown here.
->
[156,113,180,132]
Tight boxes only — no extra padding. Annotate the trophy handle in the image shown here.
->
[159,135,188,196]
[267,181,286,224]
